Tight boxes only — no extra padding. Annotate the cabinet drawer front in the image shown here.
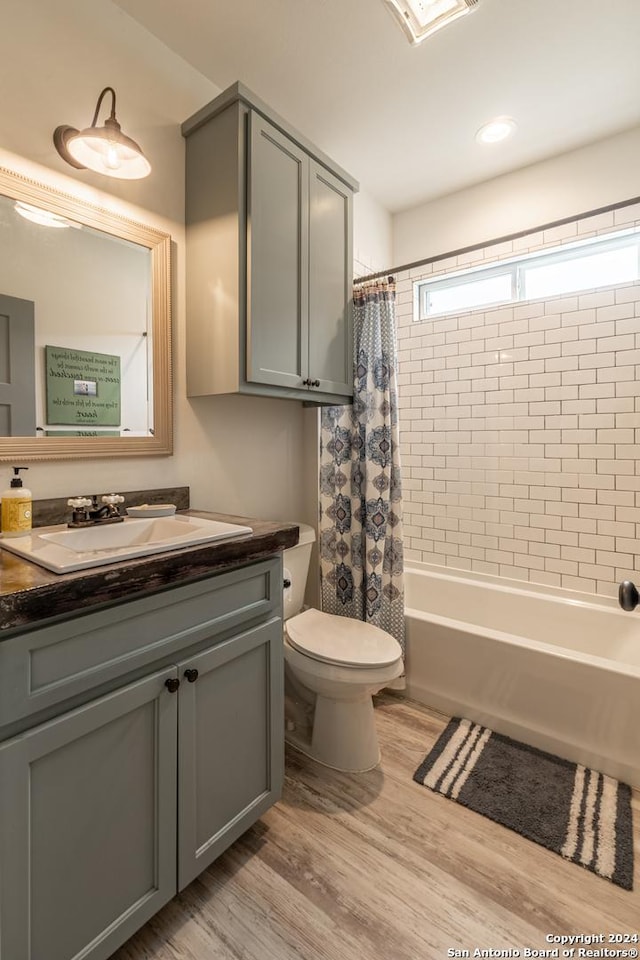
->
[0,557,281,730]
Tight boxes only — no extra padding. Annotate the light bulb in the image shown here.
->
[106,143,121,170]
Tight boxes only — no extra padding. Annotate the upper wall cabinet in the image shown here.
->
[182,83,358,404]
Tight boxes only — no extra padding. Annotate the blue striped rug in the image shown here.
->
[413,717,633,890]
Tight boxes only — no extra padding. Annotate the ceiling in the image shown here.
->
[112,0,640,214]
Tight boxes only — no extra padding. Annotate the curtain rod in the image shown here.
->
[354,194,640,285]
[354,274,395,284]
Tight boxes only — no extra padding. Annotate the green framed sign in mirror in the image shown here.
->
[45,346,121,427]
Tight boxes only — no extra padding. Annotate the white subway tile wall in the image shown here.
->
[396,204,640,599]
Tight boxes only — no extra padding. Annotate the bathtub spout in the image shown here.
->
[618,580,639,612]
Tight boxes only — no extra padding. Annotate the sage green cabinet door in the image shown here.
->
[0,667,178,960]
[247,114,309,389]
[308,161,354,398]
[177,618,284,889]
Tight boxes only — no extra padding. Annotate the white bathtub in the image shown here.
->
[405,564,640,786]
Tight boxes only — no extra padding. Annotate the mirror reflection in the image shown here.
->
[0,194,152,438]
[0,167,172,460]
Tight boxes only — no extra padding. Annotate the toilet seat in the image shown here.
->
[285,607,402,668]
[284,636,404,687]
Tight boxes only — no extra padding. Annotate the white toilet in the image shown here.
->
[283,524,404,773]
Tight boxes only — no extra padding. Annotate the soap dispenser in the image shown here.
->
[1,466,32,538]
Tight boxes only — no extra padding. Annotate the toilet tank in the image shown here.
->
[283,523,316,620]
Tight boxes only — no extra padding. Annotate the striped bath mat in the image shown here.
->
[413,718,634,889]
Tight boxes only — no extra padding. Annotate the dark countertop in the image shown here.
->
[0,511,299,636]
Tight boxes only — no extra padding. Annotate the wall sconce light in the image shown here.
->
[14,201,78,229]
[53,86,151,180]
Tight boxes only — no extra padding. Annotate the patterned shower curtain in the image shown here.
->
[319,277,405,679]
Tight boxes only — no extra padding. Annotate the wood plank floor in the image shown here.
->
[113,695,640,959]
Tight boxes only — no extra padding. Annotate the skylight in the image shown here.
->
[384,0,478,45]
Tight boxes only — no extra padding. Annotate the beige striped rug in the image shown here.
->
[413,718,633,889]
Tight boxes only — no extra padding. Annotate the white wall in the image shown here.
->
[0,0,315,524]
[393,126,640,267]
[353,187,393,277]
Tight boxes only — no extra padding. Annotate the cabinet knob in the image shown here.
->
[184,668,199,683]
[165,677,180,693]
[312,379,320,388]
[302,378,311,386]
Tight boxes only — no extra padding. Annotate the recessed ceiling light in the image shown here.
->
[475,116,518,144]
[384,0,478,45]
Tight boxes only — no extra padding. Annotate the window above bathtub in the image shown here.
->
[414,226,640,321]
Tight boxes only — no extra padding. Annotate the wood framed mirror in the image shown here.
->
[0,166,172,461]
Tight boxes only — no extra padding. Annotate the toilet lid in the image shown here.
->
[286,608,402,668]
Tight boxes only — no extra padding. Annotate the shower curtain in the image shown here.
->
[319,277,405,679]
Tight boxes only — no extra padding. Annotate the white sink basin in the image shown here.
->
[0,515,253,573]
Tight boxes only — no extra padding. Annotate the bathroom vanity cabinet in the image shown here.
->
[0,556,284,960]
[182,82,358,404]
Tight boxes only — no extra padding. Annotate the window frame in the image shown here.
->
[414,226,640,322]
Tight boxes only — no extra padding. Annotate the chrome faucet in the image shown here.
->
[67,494,125,528]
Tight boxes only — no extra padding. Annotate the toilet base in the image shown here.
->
[286,694,381,773]
[285,731,381,774]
